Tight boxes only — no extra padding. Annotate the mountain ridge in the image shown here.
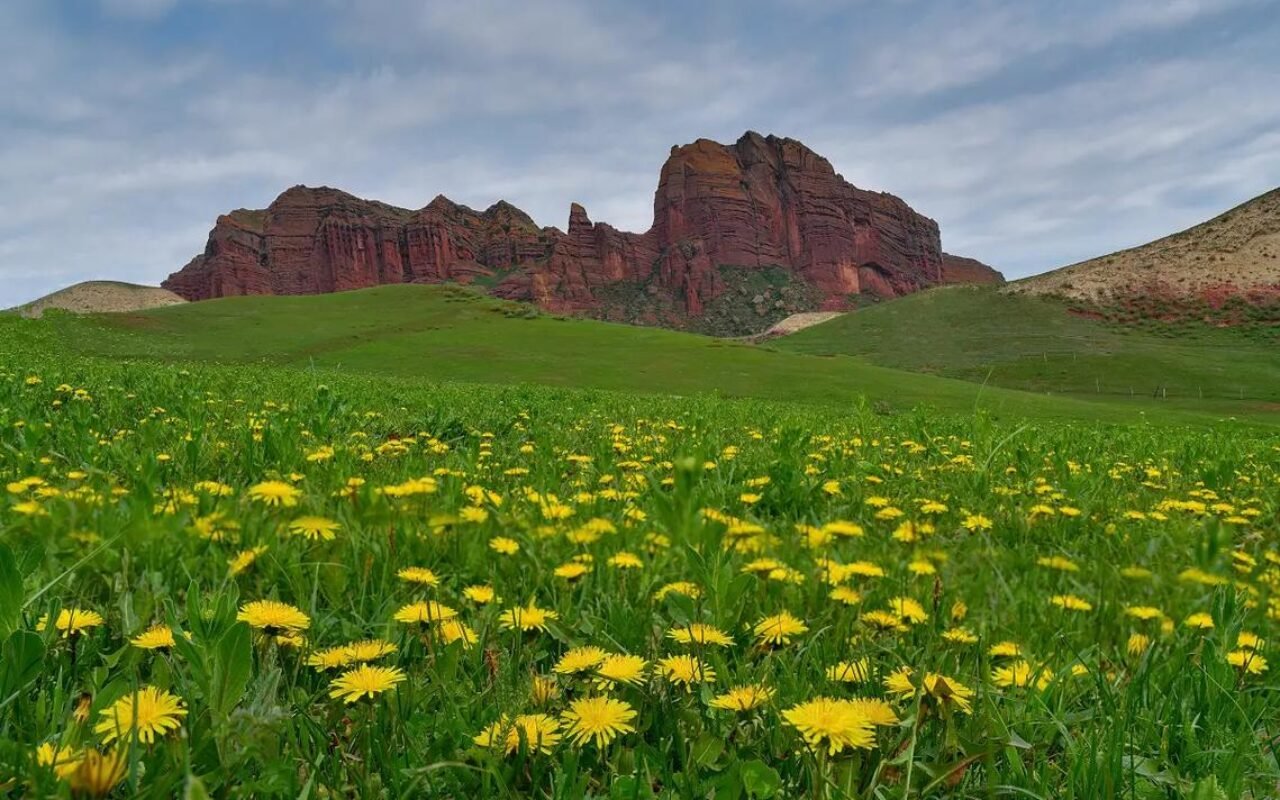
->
[162,131,1002,334]
[1012,187,1280,311]
[13,281,186,318]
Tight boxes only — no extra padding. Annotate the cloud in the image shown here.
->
[850,0,1260,99]
[99,0,178,18]
[812,51,1280,269]
[1,0,1277,308]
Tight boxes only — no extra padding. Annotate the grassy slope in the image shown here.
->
[775,286,1280,410]
[7,284,1266,427]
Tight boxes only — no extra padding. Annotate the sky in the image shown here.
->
[3,0,1279,307]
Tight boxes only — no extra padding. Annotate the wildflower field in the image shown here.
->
[1,355,1277,798]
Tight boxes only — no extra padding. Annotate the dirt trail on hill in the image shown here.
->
[757,311,846,339]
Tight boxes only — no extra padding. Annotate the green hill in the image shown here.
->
[774,285,1280,405]
[3,284,1272,425]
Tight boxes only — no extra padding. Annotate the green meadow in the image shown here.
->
[0,284,1276,798]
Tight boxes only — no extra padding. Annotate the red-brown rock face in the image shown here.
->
[164,132,1002,322]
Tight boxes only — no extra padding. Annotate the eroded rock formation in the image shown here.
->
[164,132,1002,325]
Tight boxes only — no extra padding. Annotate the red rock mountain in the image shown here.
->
[164,132,1001,331]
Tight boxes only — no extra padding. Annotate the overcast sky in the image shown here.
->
[3,0,1279,307]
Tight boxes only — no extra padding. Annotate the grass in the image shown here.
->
[774,285,1280,406]
[4,284,1271,426]
[0,350,1276,798]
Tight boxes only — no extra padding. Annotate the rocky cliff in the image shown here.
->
[164,132,1002,332]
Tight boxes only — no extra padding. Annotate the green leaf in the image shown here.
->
[185,580,206,640]
[171,627,210,694]
[0,630,45,701]
[663,592,695,625]
[691,732,725,767]
[1188,776,1227,800]
[184,774,213,800]
[739,759,780,798]
[711,766,744,800]
[209,622,252,717]
[608,774,652,799]
[0,543,22,640]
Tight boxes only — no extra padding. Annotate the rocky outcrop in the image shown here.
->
[940,253,1005,286]
[164,132,1002,324]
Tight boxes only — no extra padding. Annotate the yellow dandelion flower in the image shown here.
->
[130,624,176,650]
[846,561,886,579]
[594,654,648,688]
[555,646,609,675]
[822,520,864,537]
[1127,633,1151,655]
[1125,605,1164,621]
[248,480,302,507]
[474,714,561,756]
[397,566,440,586]
[275,632,306,648]
[782,697,875,754]
[228,545,267,577]
[1237,631,1264,650]
[667,623,733,647]
[459,506,489,524]
[463,585,497,605]
[438,620,478,647]
[37,608,104,638]
[394,600,458,625]
[859,610,906,632]
[708,683,774,712]
[1183,612,1214,630]
[307,645,353,671]
[554,562,590,581]
[329,664,407,703]
[560,696,636,748]
[67,749,128,797]
[287,515,340,541]
[238,600,310,634]
[489,537,521,555]
[889,596,928,624]
[1050,594,1093,612]
[884,667,974,713]
[992,660,1053,690]
[36,742,83,779]
[654,581,701,600]
[754,611,808,646]
[988,641,1022,658]
[94,686,187,744]
[829,586,863,606]
[657,655,715,689]
[845,697,900,727]
[1227,649,1268,675]
[826,659,870,683]
[942,626,978,644]
[907,559,936,575]
[1037,555,1079,572]
[608,551,643,569]
[344,639,397,663]
[499,604,558,632]
[531,675,560,706]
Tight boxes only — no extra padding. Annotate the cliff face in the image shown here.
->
[164,132,1002,327]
